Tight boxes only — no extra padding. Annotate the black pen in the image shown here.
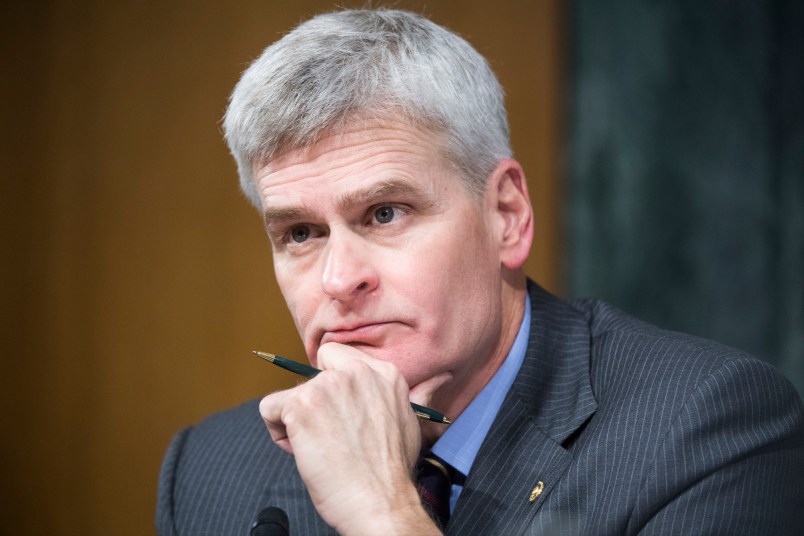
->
[252,350,452,424]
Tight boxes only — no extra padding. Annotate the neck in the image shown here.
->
[422,274,528,446]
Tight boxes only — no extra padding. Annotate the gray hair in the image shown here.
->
[223,8,511,207]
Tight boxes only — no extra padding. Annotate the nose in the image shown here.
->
[321,230,378,302]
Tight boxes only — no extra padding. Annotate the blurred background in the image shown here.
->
[1,0,800,533]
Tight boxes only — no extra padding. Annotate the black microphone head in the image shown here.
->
[251,506,290,536]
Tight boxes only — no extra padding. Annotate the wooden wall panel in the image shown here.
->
[1,1,563,533]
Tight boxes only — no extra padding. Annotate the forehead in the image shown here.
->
[254,121,452,208]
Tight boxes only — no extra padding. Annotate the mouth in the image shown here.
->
[319,322,396,346]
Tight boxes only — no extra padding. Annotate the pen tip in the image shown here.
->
[443,417,453,424]
[252,350,276,362]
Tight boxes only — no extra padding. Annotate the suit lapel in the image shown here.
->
[447,398,574,534]
[447,282,597,535]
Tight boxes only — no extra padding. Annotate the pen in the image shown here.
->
[252,350,452,424]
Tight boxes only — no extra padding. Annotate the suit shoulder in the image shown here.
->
[157,399,301,535]
[161,398,276,476]
[174,398,285,475]
[576,297,755,367]
[571,298,801,409]
[188,398,264,438]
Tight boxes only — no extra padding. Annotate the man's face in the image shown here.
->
[255,120,505,401]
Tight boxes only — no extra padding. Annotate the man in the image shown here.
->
[157,8,804,535]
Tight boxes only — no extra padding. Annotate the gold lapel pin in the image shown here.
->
[529,481,544,503]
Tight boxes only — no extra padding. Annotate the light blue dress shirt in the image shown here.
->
[430,294,531,511]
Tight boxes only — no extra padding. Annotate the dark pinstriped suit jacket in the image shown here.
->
[157,282,804,534]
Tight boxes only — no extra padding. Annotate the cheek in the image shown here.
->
[423,228,495,286]
[275,263,316,335]
[393,225,494,320]
[283,287,321,365]
[414,225,500,335]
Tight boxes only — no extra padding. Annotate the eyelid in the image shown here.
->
[265,224,295,244]
[265,220,295,240]
[367,203,409,225]
[276,223,320,247]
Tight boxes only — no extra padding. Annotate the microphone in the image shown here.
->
[251,506,289,536]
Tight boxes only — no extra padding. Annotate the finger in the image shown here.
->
[411,372,454,448]
[316,342,397,376]
[259,390,295,454]
[408,371,453,408]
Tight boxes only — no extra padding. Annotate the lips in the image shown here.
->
[320,322,395,346]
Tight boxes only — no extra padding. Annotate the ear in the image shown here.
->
[487,160,534,270]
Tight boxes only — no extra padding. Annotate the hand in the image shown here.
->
[259,342,451,534]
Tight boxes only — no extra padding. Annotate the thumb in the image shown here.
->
[408,371,453,409]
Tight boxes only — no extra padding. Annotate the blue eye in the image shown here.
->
[290,226,310,243]
[374,206,395,224]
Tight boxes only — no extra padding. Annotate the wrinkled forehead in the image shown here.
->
[252,112,450,176]
[258,133,447,195]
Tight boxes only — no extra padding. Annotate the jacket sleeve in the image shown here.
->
[156,427,192,536]
[631,357,804,535]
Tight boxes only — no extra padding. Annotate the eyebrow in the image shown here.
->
[262,205,316,231]
[335,178,426,213]
[263,178,429,229]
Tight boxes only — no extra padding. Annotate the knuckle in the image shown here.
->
[290,380,329,412]
[316,342,340,365]
[258,393,277,418]
[344,358,371,375]
[375,358,399,377]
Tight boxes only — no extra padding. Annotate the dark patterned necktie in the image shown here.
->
[416,455,452,529]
